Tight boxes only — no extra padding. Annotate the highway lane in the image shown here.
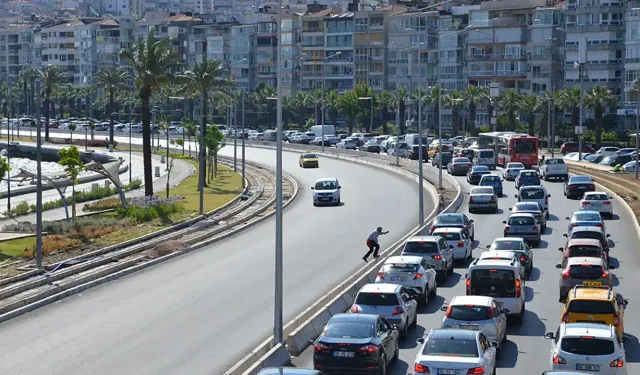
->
[0,146,430,375]
[293,167,640,374]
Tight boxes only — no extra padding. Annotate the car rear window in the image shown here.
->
[560,337,615,356]
[473,187,494,195]
[546,159,565,164]
[569,265,604,279]
[571,232,605,242]
[491,240,524,250]
[521,189,545,199]
[355,292,400,306]
[303,154,317,158]
[520,171,537,177]
[508,216,535,226]
[470,269,516,298]
[435,215,464,225]
[507,163,524,169]
[453,158,470,163]
[568,300,616,314]
[472,166,489,172]
[571,176,592,184]
[403,241,439,253]
[422,338,479,357]
[448,306,492,321]
[324,322,373,339]
[575,213,601,222]
[382,263,420,273]
[514,203,541,211]
[436,232,461,240]
[567,245,601,256]
[585,194,608,201]
[482,176,500,182]
[479,151,493,158]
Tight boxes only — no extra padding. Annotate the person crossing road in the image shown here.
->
[363,227,389,262]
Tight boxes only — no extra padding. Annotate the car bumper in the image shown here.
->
[469,203,498,211]
[303,162,319,167]
[451,167,470,174]
[314,196,339,205]
[504,232,540,241]
[550,363,623,375]
[580,205,613,215]
[567,188,595,196]
[453,247,468,259]
[468,177,481,184]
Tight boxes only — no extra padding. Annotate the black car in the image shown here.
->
[427,212,475,240]
[455,148,475,161]
[510,201,547,230]
[466,165,491,185]
[582,154,605,164]
[404,145,429,161]
[312,313,399,374]
[431,152,452,168]
[564,175,595,199]
[258,369,325,375]
[599,154,633,167]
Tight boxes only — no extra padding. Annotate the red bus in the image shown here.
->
[477,132,539,168]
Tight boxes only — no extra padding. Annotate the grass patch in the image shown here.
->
[0,237,36,259]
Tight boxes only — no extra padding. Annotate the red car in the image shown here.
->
[560,142,594,155]
[559,238,608,266]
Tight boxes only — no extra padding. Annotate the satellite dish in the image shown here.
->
[573,61,579,70]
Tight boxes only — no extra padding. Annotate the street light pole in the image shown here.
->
[241,91,246,189]
[4,101,11,214]
[636,83,639,179]
[578,63,585,162]
[129,106,133,183]
[35,79,43,270]
[321,58,326,152]
[274,0,284,345]
[232,105,237,171]
[438,91,443,189]
[417,45,424,227]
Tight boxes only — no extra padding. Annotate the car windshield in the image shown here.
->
[491,240,524,250]
[470,269,516,298]
[382,263,420,273]
[568,245,601,256]
[355,292,400,306]
[315,181,337,190]
[521,189,545,199]
[571,176,592,184]
[303,154,317,159]
[560,337,615,356]
[436,232,461,241]
[574,213,601,222]
[422,338,479,357]
[584,154,599,162]
[479,151,493,158]
[513,139,536,154]
[585,194,608,201]
[403,241,438,253]
[435,215,464,225]
[448,306,492,321]
[545,158,565,164]
[508,216,535,226]
[600,156,617,165]
[568,300,615,314]
[507,163,525,169]
[453,158,470,163]
[473,187,494,195]
[569,264,604,279]
[324,322,373,339]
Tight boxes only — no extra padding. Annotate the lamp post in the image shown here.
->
[438,90,443,189]
[231,58,249,188]
[635,79,640,180]
[321,51,342,151]
[35,79,43,270]
[3,100,10,214]
[274,0,284,345]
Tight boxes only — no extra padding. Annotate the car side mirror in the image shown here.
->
[508,208,512,211]
[470,219,474,223]
[391,324,400,331]
[464,273,468,278]
[544,332,555,340]
[514,194,518,198]
[502,221,507,224]
[440,306,448,312]
[555,264,562,269]
[502,308,510,314]
[609,265,617,270]
[449,245,454,249]
[338,186,341,189]
[490,341,499,348]
[563,234,568,238]
[609,196,613,199]
[565,217,570,220]
[623,300,629,306]
[547,194,551,198]
[486,245,491,249]
[558,247,564,251]
[417,338,425,344]
[606,234,611,238]
[310,187,315,190]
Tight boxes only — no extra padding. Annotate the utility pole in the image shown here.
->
[4,101,11,214]
[241,91,246,188]
[35,80,43,270]
[274,0,284,345]
[577,37,587,162]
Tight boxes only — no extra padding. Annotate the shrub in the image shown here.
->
[125,179,142,190]
[83,197,124,212]
[117,195,185,223]
[22,235,82,257]
[3,201,31,217]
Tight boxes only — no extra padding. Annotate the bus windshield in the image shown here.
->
[513,139,536,154]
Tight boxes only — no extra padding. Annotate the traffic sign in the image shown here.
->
[575,126,587,135]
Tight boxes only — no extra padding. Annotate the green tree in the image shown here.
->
[39,65,65,142]
[558,86,581,133]
[354,84,373,131]
[205,125,225,180]
[464,85,488,134]
[96,67,128,147]
[520,94,542,136]
[498,89,521,131]
[68,123,76,141]
[58,146,84,223]
[88,121,96,140]
[0,157,10,188]
[376,91,395,135]
[249,82,276,128]
[183,118,198,156]
[337,90,362,134]
[325,90,340,127]
[443,90,464,136]
[585,85,618,148]
[424,86,444,130]
[120,29,182,197]
[18,66,38,117]
[394,86,409,134]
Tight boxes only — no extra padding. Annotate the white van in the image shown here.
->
[404,134,429,147]
[465,258,526,324]
[474,149,496,169]
[516,185,550,218]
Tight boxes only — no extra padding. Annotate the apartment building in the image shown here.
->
[281,9,303,97]
[353,7,389,92]
[620,0,639,128]
[0,25,35,84]
[230,24,257,92]
[300,8,336,91]
[324,11,355,93]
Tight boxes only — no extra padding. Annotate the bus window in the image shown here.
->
[513,138,536,154]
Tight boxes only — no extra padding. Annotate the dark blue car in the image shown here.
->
[467,165,491,185]
[515,170,541,189]
[479,174,504,197]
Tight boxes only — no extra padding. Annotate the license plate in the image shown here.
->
[583,281,602,287]
[578,186,586,189]
[438,370,459,375]
[333,351,354,358]
[390,276,407,281]
[591,203,602,206]
[576,364,600,371]
[459,325,479,330]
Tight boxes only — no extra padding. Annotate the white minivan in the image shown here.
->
[516,185,551,218]
[474,149,496,169]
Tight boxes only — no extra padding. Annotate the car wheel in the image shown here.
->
[419,289,428,307]
[411,311,418,326]
[378,354,387,375]
[515,307,525,325]
[391,343,399,365]
[400,322,408,339]
[429,283,437,299]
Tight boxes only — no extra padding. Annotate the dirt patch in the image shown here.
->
[147,240,186,258]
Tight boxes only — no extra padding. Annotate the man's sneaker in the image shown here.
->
[362,256,368,262]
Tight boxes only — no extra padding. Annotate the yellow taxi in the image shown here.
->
[299,153,319,168]
[561,285,628,340]
[428,144,452,158]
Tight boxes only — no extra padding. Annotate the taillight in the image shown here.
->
[445,305,452,318]
[610,357,624,367]
[467,367,485,375]
[520,256,526,262]
[413,273,423,280]
[582,201,590,205]
[314,342,330,352]
[614,314,620,326]
[490,196,496,202]
[432,255,442,260]
[532,225,538,231]
[568,185,576,189]
[561,312,569,322]
[562,269,570,278]
[587,184,595,189]
[596,223,604,228]
[570,223,578,228]
[414,363,430,373]
[466,279,471,295]
[358,344,379,353]
[377,272,384,279]
[515,279,522,298]
[351,305,360,313]
[469,196,473,203]
[603,201,611,205]
[602,270,609,278]
[487,307,494,319]
[392,307,405,316]
[504,225,510,231]
[430,225,436,233]
[553,353,566,364]
[457,241,464,247]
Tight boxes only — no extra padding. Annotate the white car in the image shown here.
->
[386,141,407,157]
[516,185,550,218]
[432,227,472,262]
[540,158,569,181]
[545,323,626,374]
[336,139,356,150]
[503,162,525,181]
[479,250,525,278]
[596,146,620,156]
[414,329,498,375]
[310,177,341,206]
[375,255,437,306]
[580,192,613,219]
[440,295,508,352]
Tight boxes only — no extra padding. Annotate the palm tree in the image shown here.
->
[558,86,581,133]
[498,89,521,131]
[325,90,340,128]
[96,67,128,148]
[424,86,443,131]
[585,85,618,148]
[443,91,464,136]
[39,65,65,141]
[464,85,488,134]
[68,123,76,141]
[520,94,542,136]
[120,29,182,197]
[376,91,395,134]
[394,86,409,134]
[18,66,38,117]
[338,90,362,134]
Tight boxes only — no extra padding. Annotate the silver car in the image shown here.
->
[555,257,615,302]
[503,162,525,181]
[349,283,418,339]
[374,255,438,306]
[503,213,541,246]
[468,186,498,214]
[510,201,547,230]
[400,236,455,281]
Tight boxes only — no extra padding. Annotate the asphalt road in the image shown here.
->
[0,146,429,375]
[292,168,640,374]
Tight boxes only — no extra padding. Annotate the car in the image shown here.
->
[312,313,400,374]
[449,136,465,147]
[467,165,491,185]
[560,142,594,155]
[468,186,498,214]
[567,211,606,237]
[564,175,596,199]
[596,147,620,156]
[486,237,533,278]
[600,154,633,167]
[466,257,526,323]
[404,145,429,161]
[374,256,438,306]
[580,192,613,219]
[299,153,319,168]
[413,329,498,375]
[432,227,472,263]
[311,178,341,206]
[447,157,472,175]
[456,148,475,161]
[479,174,504,197]
[349,284,418,339]
[503,162,525,181]
[616,148,636,155]
[336,138,357,150]
[360,140,381,153]
[544,323,627,374]
[622,160,640,172]
[556,257,615,302]
[400,236,455,281]
[560,286,628,341]
[463,137,478,147]
[582,153,605,164]
[503,212,541,246]
[515,169,541,189]
[563,227,611,255]
[516,185,551,217]
[386,141,407,157]
[258,369,325,375]
[559,238,608,267]
[478,250,525,278]
[440,296,508,352]
[431,152,452,168]
[427,213,475,240]
[510,201,547,230]
[540,158,569,181]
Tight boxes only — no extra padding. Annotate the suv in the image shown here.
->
[561,142,594,155]
[400,236,455,280]
[563,227,611,254]
[374,255,438,306]
[516,170,542,189]
[540,158,569,181]
[556,257,616,302]
[465,258,526,324]
[486,238,533,279]
[432,227,472,263]
[516,185,550,218]
[349,283,418,339]
[479,174,504,197]
[561,286,628,341]
[544,323,627,374]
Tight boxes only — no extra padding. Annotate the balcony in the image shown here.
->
[325,57,353,64]
[303,27,323,33]
[497,70,528,77]
[325,72,354,78]
[355,24,368,32]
